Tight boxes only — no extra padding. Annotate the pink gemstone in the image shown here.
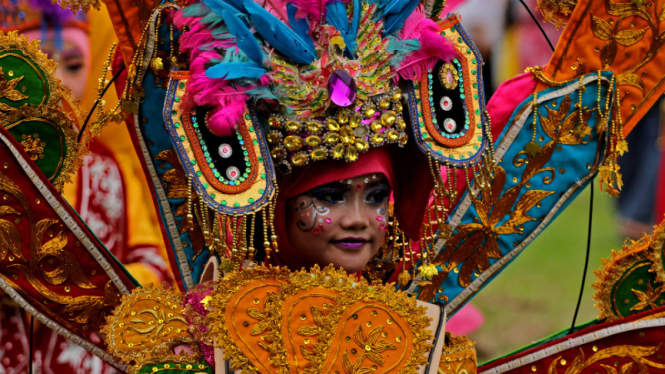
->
[325,218,332,223]
[446,70,454,85]
[376,216,383,221]
[319,224,325,231]
[328,69,357,107]
[379,224,385,230]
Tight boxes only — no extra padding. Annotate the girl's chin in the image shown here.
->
[324,251,374,273]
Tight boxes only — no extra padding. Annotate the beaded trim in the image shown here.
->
[164,75,276,215]
[406,16,489,167]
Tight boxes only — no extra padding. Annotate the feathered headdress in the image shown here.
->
[174,0,455,165]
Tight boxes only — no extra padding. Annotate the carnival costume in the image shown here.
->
[3,0,665,373]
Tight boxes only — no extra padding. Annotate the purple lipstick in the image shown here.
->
[332,237,368,250]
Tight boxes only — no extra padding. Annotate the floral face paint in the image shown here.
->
[286,173,391,273]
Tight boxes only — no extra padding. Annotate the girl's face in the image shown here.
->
[24,28,91,100]
[286,173,391,273]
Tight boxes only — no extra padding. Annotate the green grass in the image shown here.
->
[467,183,625,362]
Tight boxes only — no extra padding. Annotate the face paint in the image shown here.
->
[286,174,391,273]
[291,195,331,232]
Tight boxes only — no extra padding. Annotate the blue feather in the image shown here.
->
[243,0,317,65]
[349,0,360,52]
[202,0,241,21]
[325,1,349,35]
[201,0,240,28]
[222,9,264,64]
[325,0,360,55]
[380,0,409,14]
[286,3,315,52]
[206,62,267,79]
[382,0,419,34]
[222,0,246,12]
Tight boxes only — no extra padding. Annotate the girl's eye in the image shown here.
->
[65,62,83,73]
[366,189,390,204]
[308,184,348,204]
[312,192,345,204]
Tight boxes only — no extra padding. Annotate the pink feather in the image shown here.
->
[289,0,326,22]
[260,0,290,22]
[395,19,457,83]
[401,4,425,41]
[206,97,248,137]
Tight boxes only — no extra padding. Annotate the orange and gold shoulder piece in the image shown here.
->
[593,220,665,321]
[208,265,434,374]
[102,284,202,374]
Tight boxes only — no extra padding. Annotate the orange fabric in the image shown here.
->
[224,281,282,374]
[537,0,665,136]
[280,289,338,374]
[102,0,156,66]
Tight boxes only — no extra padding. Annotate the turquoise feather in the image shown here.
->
[205,62,266,79]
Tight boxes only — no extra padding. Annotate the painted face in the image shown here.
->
[286,173,390,273]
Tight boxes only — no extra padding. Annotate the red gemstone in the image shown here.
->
[328,69,357,107]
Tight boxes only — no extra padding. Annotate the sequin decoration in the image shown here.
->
[440,96,453,111]
[226,166,240,181]
[443,118,457,133]
[218,143,232,158]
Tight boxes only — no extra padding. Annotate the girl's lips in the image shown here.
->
[331,237,368,250]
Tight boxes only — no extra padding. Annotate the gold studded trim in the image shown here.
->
[647,221,665,285]
[591,232,657,321]
[0,104,84,192]
[102,284,202,374]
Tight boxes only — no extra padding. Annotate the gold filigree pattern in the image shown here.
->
[0,66,28,110]
[537,0,579,29]
[546,344,665,374]
[0,170,116,330]
[630,280,664,311]
[439,332,477,374]
[20,134,45,161]
[592,0,664,82]
[647,219,665,284]
[343,325,397,372]
[0,105,84,191]
[102,284,202,374]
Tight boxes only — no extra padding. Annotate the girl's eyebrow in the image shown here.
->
[62,48,83,60]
